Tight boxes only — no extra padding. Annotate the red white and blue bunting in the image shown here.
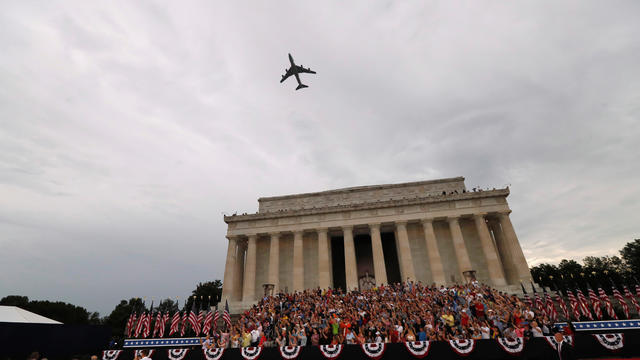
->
[404,341,431,358]
[135,350,155,358]
[496,337,524,355]
[448,339,475,355]
[102,350,122,360]
[361,343,385,360]
[202,347,225,360]
[167,349,188,360]
[279,346,302,360]
[544,335,573,349]
[240,347,262,360]
[593,333,624,351]
[319,344,343,359]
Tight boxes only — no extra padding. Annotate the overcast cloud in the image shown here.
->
[1,1,639,315]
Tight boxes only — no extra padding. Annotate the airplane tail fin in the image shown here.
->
[296,84,308,90]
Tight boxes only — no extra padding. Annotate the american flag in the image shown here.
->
[612,285,629,319]
[588,288,603,320]
[555,290,569,320]
[222,300,231,329]
[142,302,154,338]
[152,311,162,338]
[544,290,557,322]
[576,289,594,320]
[158,312,169,338]
[188,303,201,335]
[567,290,581,320]
[213,307,220,330]
[125,310,137,337]
[636,283,640,298]
[134,308,146,338]
[196,305,205,335]
[202,308,213,335]
[180,310,189,337]
[169,310,181,336]
[533,291,545,317]
[624,285,640,315]
[598,287,618,320]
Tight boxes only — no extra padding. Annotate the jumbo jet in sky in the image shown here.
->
[280,53,316,90]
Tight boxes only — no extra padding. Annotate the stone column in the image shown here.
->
[447,217,473,280]
[498,211,532,282]
[343,226,358,291]
[292,230,304,292]
[421,219,446,285]
[221,236,237,302]
[242,234,257,302]
[395,221,416,282]
[473,213,507,287]
[317,228,331,289]
[268,232,280,293]
[369,223,388,286]
[234,240,246,300]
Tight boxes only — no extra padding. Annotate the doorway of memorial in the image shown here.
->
[330,236,346,291]
[381,232,401,284]
[354,234,375,290]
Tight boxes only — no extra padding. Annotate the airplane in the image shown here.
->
[280,53,316,90]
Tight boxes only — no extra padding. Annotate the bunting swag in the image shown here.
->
[202,348,224,360]
[319,345,343,359]
[404,341,431,358]
[135,350,155,358]
[361,343,385,360]
[240,347,262,360]
[593,333,624,351]
[167,349,188,360]
[279,346,302,360]
[448,339,475,355]
[497,337,524,355]
[102,350,122,360]
[544,335,573,349]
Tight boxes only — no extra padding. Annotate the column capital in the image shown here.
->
[421,218,435,225]
[369,223,381,230]
[446,215,460,223]
[395,221,407,228]
[268,231,280,237]
[247,234,258,240]
[316,227,329,233]
[498,210,513,216]
[342,225,354,232]
[226,235,241,241]
[473,212,488,219]
[293,230,304,236]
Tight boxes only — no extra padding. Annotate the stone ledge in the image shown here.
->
[225,188,509,223]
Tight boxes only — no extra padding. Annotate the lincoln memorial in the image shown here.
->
[221,177,533,313]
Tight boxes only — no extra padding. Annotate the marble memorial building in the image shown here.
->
[221,177,533,313]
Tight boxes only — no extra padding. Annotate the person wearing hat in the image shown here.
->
[553,330,575,360]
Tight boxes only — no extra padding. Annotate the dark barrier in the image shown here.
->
[0,322,111,359]
[102,332,638,360]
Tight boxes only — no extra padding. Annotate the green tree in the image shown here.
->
[620,239,640,277]
[103,298,145,337]
[530,263,560,288]
[185,280,223,311]
[157,298,179,314]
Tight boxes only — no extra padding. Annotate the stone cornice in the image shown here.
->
[224,188,509,223]
[257,176,465,203]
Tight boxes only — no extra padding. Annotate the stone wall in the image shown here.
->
[258,177,466,213]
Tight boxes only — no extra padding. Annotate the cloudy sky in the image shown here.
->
[1,1,639,315]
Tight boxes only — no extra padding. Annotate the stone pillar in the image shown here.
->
[221,236,237,302]
[234,240,246,300]
[242,234,257,302]
[395,221,416,282]
[447,217,473,280]
[292,230,304,292]
[268,232,280,293]
[473,213,507,287]
[421,219,446,285]
[498,211,532,282]
[317,228,331,289]
[369,223,388,286]
[343,226,358,291]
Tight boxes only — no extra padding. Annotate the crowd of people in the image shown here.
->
[200,281,568,349]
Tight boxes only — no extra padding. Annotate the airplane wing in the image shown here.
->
[280,67,294,83]
[295,65,316,74]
